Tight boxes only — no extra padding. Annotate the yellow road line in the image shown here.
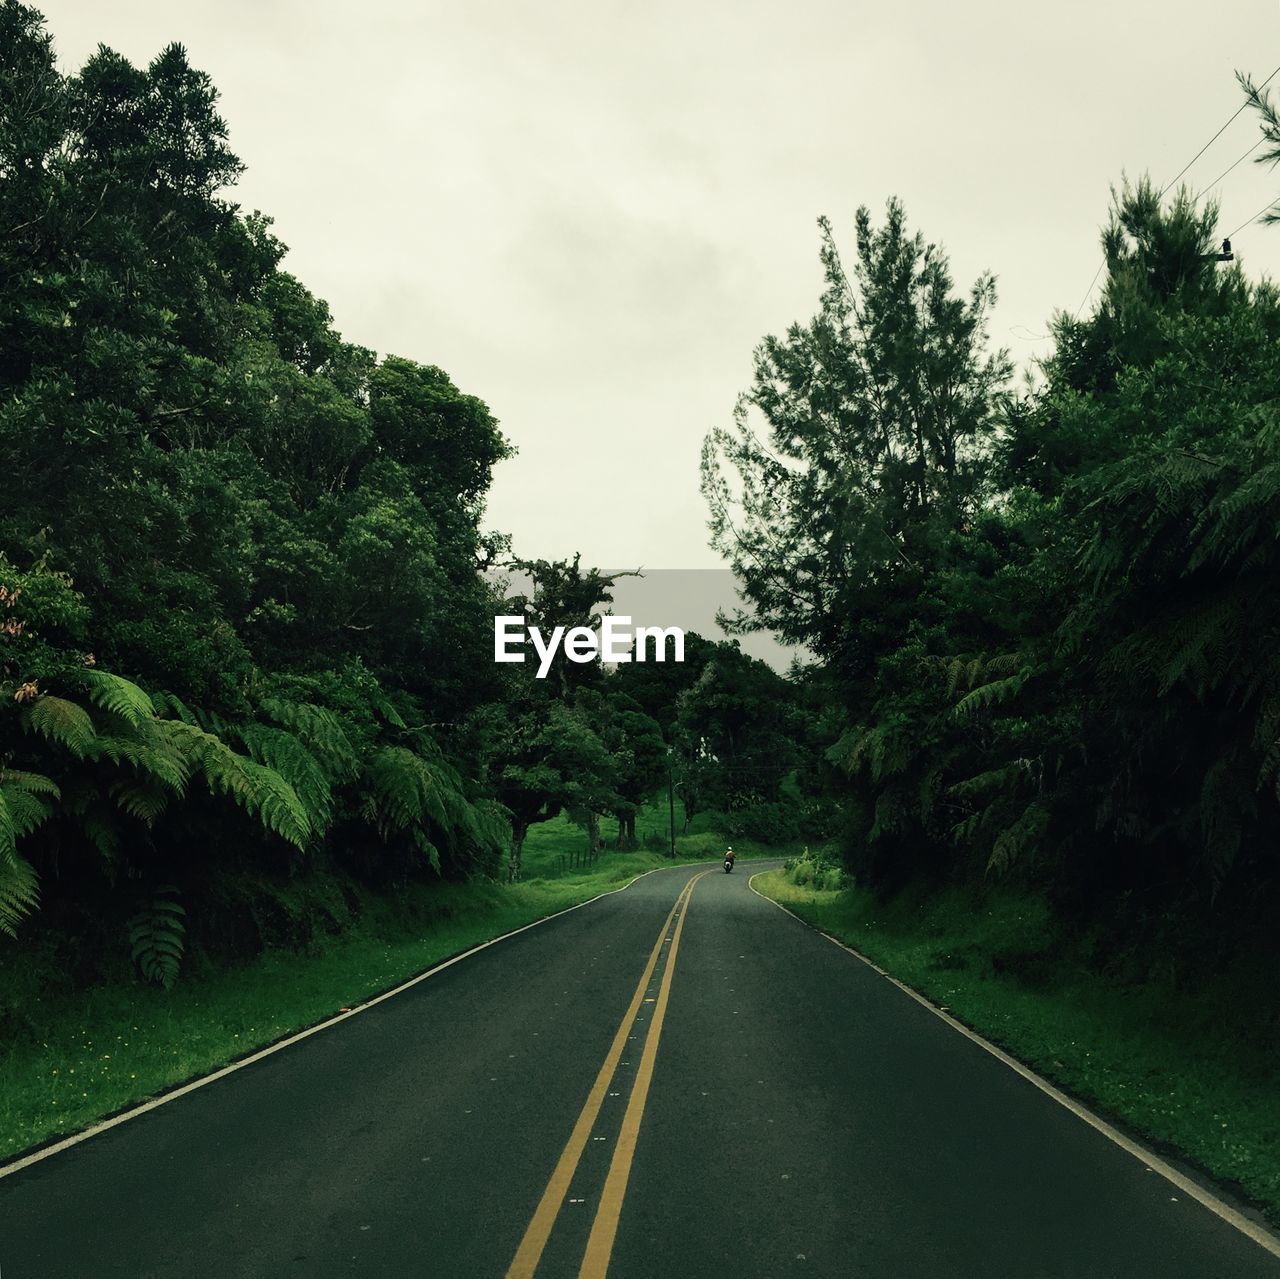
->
[505,873,700,1279]
[578,870,710,1279]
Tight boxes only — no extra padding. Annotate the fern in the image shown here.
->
[165,720,311,849]
[86,727,191,793]
[825,723,907,781]
[369,688,408,730]
[0,769,60,799]
[79,670,154,728]
[258,698,358,780]
[1,783,55,837]
[949,762,1028,801]
[952,669,1030,719]
[409,826,442,874]
[128,887,186,989]
[364,746,451,836]
[108,779,172,825]
[1199,755,1252,888]
[359,744,501,872]
[22,695,96,754]
[0,851,39,936]
[149,690,197,724]
[0,784,50,935]
[987,801,1050,876]
[236,724,333,833]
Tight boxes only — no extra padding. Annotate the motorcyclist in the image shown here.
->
[724,846,736,868]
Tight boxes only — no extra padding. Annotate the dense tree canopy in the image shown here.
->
[706,179,1280,928]
[0,4,512,975]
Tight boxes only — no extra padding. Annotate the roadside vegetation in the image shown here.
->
[755,858,1280,1224]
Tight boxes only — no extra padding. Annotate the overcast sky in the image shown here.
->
[34,1,1280,570]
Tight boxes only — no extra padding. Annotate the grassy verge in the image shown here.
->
[752,863,1280,1226]
[0,805,783,1166]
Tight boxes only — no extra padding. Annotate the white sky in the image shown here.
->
[35,1,1280,569]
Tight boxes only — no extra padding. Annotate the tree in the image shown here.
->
[0,6,512,975]
[583,690,667,849]
[475,556,633,876]
[701,199,1010,668]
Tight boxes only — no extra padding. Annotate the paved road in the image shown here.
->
[2,861,1278,1278]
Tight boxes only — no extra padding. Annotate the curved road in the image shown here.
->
[2,861,1278,1277]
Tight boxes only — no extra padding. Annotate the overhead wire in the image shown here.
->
[1158,62,1280,197]
[1194,137,1266,199]
[1073,62,1280,319]
[1227,196,1280,239]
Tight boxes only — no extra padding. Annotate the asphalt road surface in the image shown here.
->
[2,861,1278,1278]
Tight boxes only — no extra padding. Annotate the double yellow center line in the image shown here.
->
[506,869,711,1279]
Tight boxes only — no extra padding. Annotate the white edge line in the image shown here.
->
[1,861,708,1181]
[746,869,1280,1262]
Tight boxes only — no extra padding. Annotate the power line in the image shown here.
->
[1195,137,1266,198]
[1073,262,1105,320]
[1073,63,1280,320]
[1159,62,1280,196]
[1228,196,1280,239]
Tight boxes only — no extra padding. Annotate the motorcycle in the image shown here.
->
[723,856,734,874]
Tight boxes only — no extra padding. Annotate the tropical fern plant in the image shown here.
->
[360,741,505,876]
[1,670,314,937]
[127,885,186,989]
[0,768,55,935]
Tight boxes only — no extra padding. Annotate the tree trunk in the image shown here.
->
[588,810,601,859]
[613,812,636,850]
[509,819,528,882]
[680,793,697,834]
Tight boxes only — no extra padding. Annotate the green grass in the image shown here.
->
[753,864,1280,1225]
[519,802,781,875]
[0,801,785,1166]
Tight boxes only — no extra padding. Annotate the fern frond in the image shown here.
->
[237,725,332,832]
[983,653,1026,678]
[0,787,47,935]
[150,691,197,724]
[79,670,154,728]
[108,780,172,826]
[410,826,442,873]
[163,720,311,849]
[79,805,122,864]
[370,689,408,730]
[1199,756,1251,888]
[0,769,60,799]
[364,746,450,836]
[0,784,53,839]
[948,762,1027,800]
[0,852,39,936]
[952,669,1030,719]
[951,809,996,845]
[86,731,191,793]
[128,887,186,988]
[22,695,95,755]
[987,802,1050,875]
[258,699,358,780]
[237,759,313,848]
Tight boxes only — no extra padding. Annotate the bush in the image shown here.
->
[785,847,848,893]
